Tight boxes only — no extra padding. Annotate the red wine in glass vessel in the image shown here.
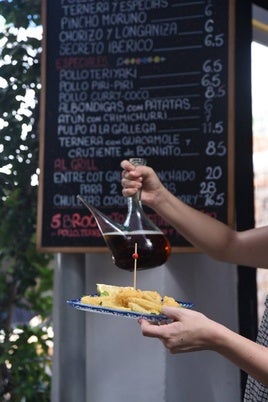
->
[103,230,171,270]
[77,158,172,270]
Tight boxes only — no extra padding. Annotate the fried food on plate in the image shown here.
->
[81,284,180,315]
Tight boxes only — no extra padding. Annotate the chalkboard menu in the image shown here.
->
[37,0,235,252]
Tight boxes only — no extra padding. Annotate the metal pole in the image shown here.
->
[51,253,86,402]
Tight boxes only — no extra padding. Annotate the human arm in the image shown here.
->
[121,160,268,268]
[139,306,268,386]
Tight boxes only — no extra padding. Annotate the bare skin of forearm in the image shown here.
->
[121,161,268,268]
[152,187,234,258]
[140,308,268,385]
[151,186,268,268]
[211,323,268,386]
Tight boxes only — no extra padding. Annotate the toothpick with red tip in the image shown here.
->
[132,243,139,290]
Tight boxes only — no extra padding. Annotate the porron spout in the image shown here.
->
[77,194,125,236]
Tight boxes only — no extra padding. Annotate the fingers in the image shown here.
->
[161,306,184,320]
[121,176,142,197]
[121,160,144,179]
[120,160,135,172]
[138,308,183,337]
[121,160,143,197]
[138,319,165,338]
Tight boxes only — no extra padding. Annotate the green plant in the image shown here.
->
[0,0,53,400]
[0,323,53,401]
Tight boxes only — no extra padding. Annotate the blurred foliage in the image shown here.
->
[0,324,53,401]
[0,0,54,400]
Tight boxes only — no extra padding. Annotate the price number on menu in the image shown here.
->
[200,165,225,207]
[206,141,226,157]
[202,60,226,100]
[203,3,225,48]
[202,121,224,135]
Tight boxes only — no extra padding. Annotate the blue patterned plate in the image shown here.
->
[67,298,194,322]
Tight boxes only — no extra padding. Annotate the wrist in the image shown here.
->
[150,186,172,210]
[205,321,231,352]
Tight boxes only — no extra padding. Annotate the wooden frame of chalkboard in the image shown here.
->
[37,0,235,253]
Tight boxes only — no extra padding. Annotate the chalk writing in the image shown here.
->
[38,0,234,250]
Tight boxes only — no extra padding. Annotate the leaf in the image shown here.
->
[0,1,53,399]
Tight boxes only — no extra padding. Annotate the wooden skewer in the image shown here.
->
[132,243,138,290]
